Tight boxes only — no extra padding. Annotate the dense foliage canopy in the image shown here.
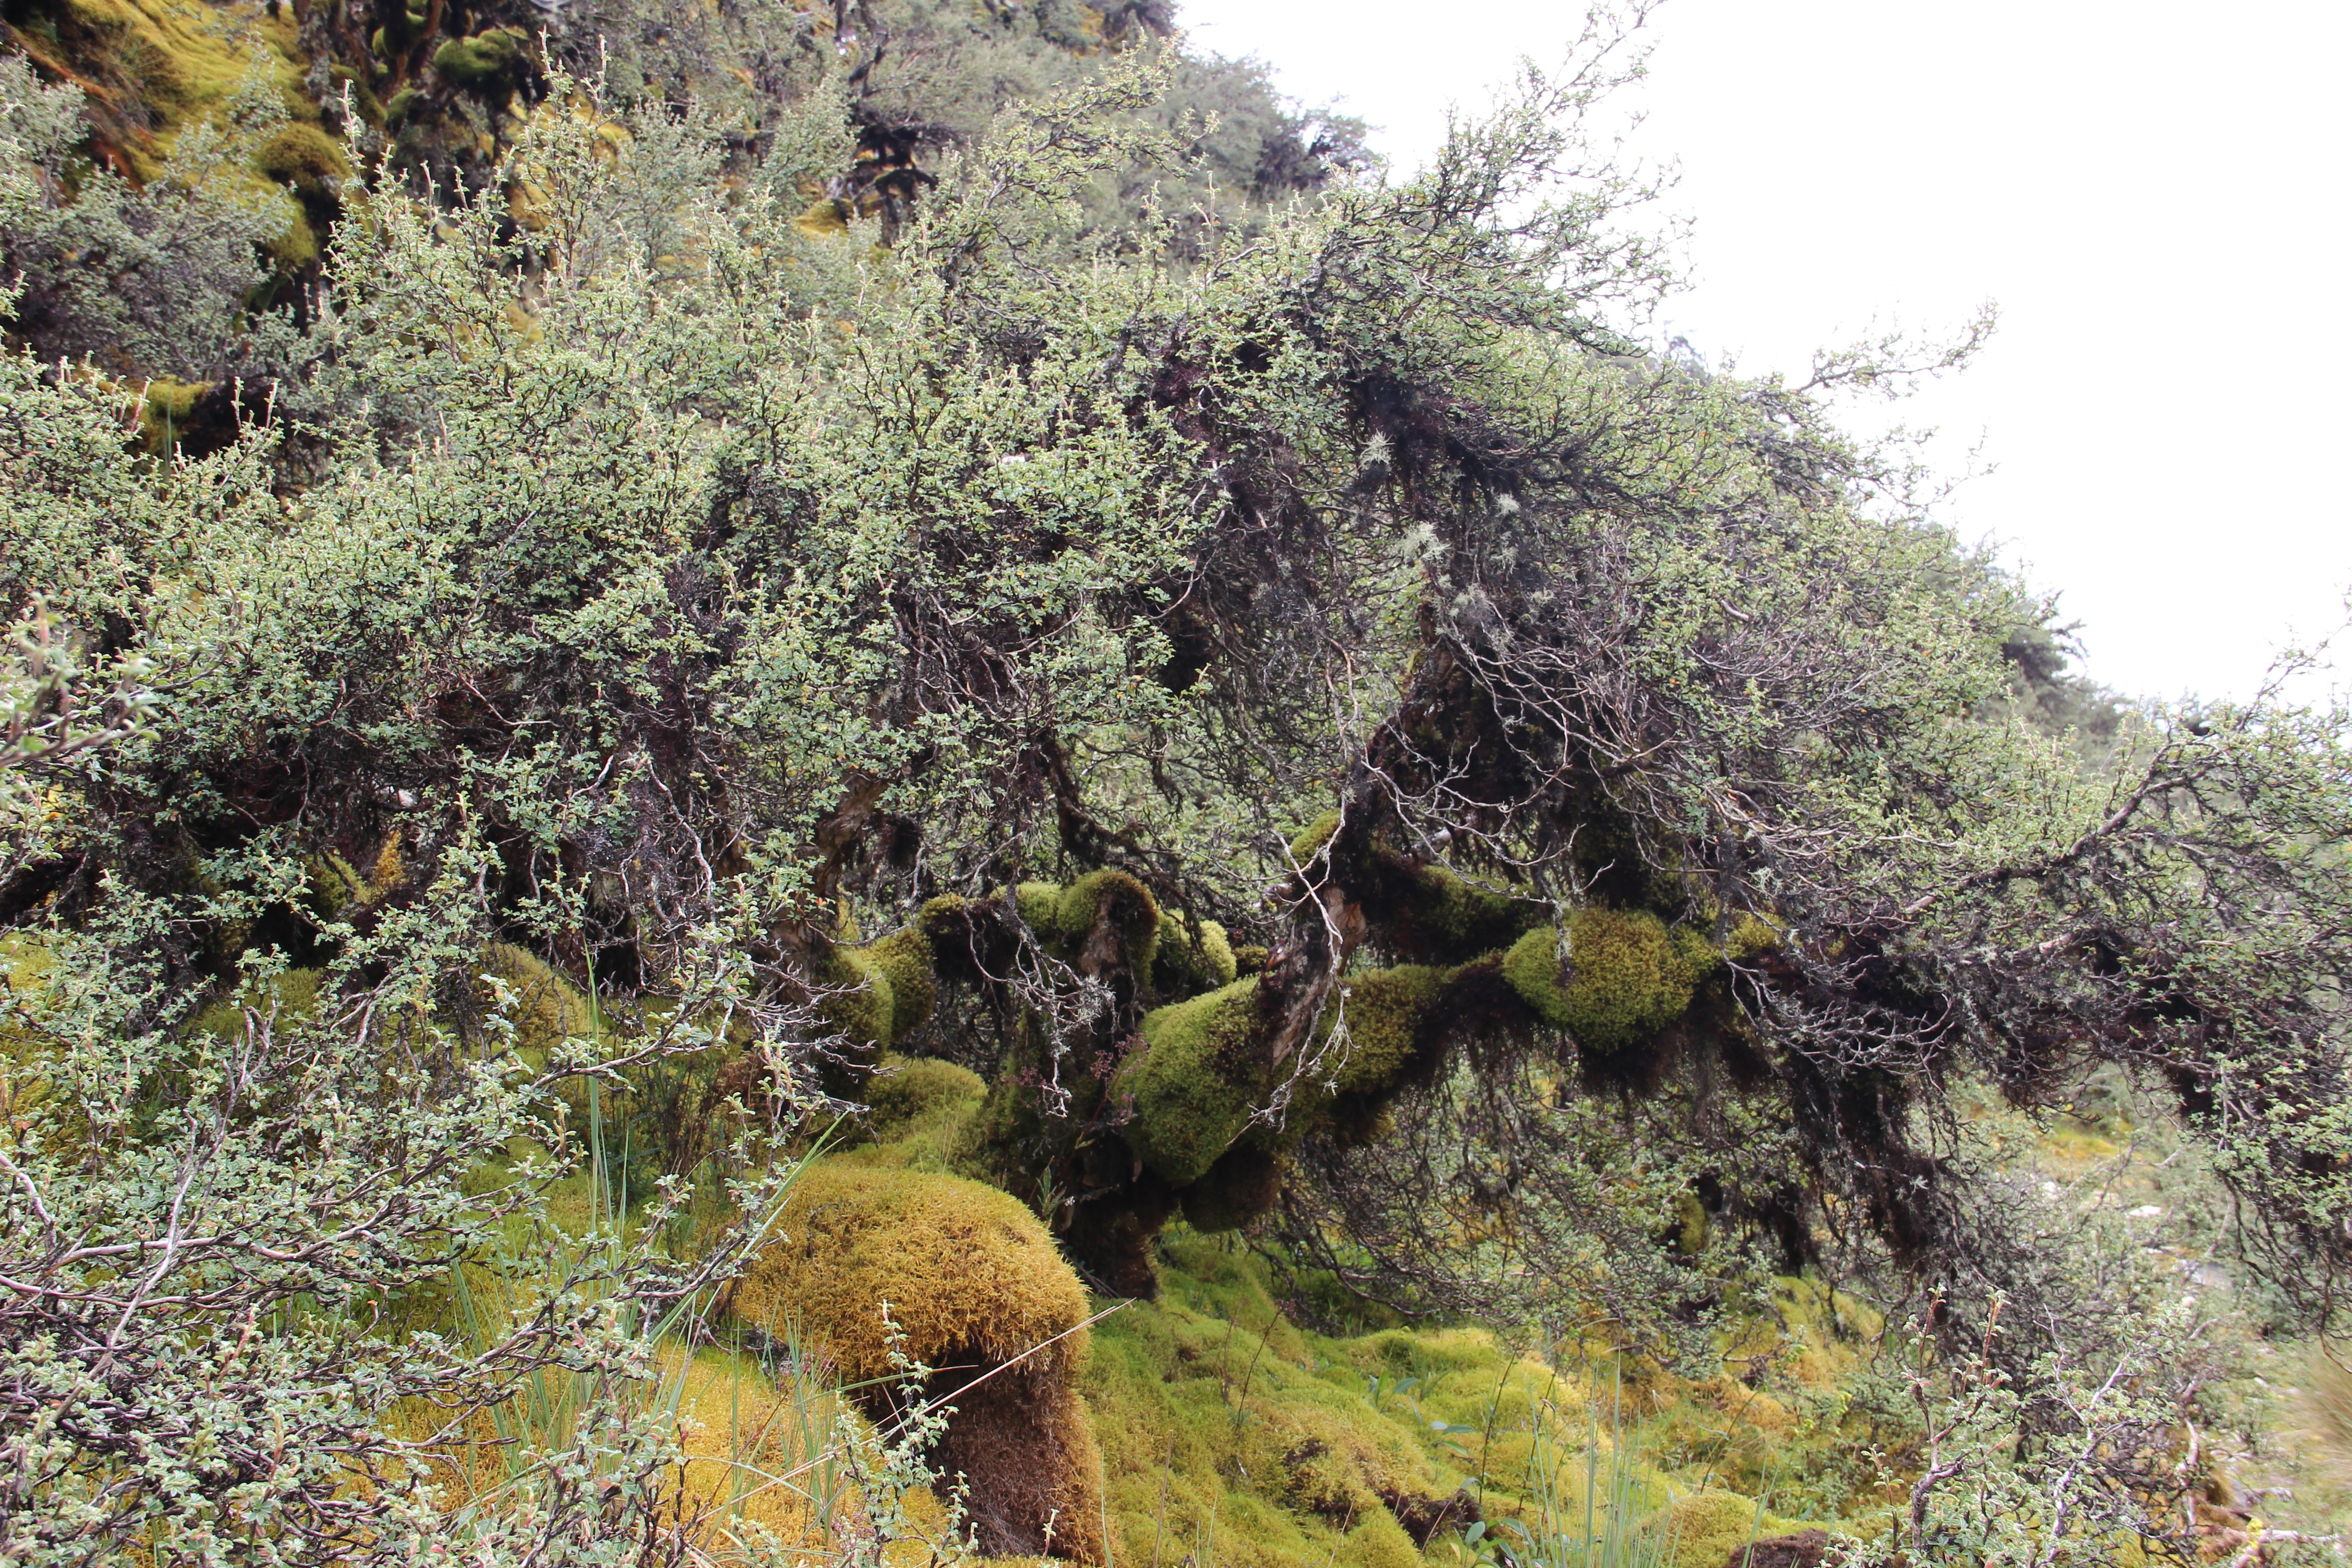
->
[4,1,2350,1561]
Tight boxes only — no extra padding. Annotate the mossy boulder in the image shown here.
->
[137,377,206,454]
[0,934,55,1019]
[1500,909,1716,1053]
[813,920,939,1065]
[1674,1190,1711,1255]
[1115,978,1266,1186]
[265,210,319,270]
[729,1161,1086,1378]
[813,943,892,1064]
[254,123,348,191]
[813,926,941,1072]
[726,1161,1105,1560]
[864,924,936,1040]
[858,1054,984,1146]
[477,943,600,1060]
[192,967,325,1039]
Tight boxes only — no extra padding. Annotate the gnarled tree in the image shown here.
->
[4,10,2349,1560]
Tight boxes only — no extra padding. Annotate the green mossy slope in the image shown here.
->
[1083,1233,1817,1568]
[818,1073,1852,1567]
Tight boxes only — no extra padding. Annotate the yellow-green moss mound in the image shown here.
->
[1087,1239,1470,1568]
[860,1056,984,1141]
[24,0,314,181]
[866,926,937,1039]
[1640,1490,1792,1568]
[193,966,325,1038]
[1116,978,1266,1186]
[1,936,61,1122]
[1083,1234,1830,1568]
[136,377,206,454]
[1014,879,1063,934]
[842,1054,987,1172]
[792,1087,1859,1568]
[727,1161,1105,1560]
[255,122,348,182]
[431,27,522,84]
[477,943,600,1059]
[730,1161,1087,1376]
[815,923,938,1062]
[1500,910,1716,1053]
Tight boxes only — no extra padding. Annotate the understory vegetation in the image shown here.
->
[4,0,2351,1563]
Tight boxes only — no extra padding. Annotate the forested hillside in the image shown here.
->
[4,2,2351,1564]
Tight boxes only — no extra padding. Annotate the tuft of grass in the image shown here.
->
[1482,1379,1681,1568]
[2302,1344,2352,1488]
[407,1093,887,1561]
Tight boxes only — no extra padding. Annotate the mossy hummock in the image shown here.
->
[858,1055,985,1146]
[476,942,602,1060]
[192,966,325,1039]
[431,27,523,86]
[727,1161,1107,1561]
[1639,1490,1799,1568]
[882,875,1759,1279]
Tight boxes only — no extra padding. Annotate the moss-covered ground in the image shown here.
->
[818,1061,1857,1567]
[144,941,2346,1567]
[1081,1230,1820,1568]
[399,1050,2351,1568]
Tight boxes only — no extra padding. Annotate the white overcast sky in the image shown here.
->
[1173,0,2352,704]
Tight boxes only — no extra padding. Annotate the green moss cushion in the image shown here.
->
[1501,909,1717,1053]
[1117,978,1265,1186]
